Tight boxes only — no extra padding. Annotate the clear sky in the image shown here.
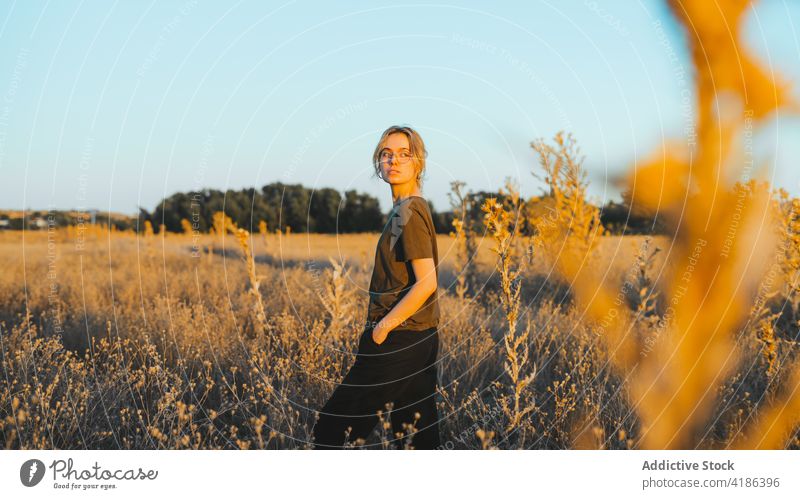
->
[1,0,798,215]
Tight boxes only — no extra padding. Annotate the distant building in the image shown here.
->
[30,218,48,229]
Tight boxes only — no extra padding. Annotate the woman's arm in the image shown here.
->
[372,257,437,344]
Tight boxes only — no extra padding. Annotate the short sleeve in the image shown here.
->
[391,202,433,262]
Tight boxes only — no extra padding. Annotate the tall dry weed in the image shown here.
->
[534,0,799,449]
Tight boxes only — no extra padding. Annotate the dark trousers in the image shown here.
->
[312,325,442,449]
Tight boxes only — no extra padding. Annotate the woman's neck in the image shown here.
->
[391,183,422,206]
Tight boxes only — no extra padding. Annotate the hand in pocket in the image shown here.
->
[371,323,391,345]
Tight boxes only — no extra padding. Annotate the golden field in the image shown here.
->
[0,224,796,449]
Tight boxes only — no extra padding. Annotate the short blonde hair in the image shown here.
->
[372,125,428,187]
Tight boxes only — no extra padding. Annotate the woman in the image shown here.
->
[312,125,442,449]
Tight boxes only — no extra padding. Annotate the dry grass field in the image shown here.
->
[0,223,797,449]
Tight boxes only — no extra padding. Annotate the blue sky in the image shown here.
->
[1,0,798,215]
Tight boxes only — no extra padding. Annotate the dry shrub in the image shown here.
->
[533,0,800,449]
[448,180,480,300]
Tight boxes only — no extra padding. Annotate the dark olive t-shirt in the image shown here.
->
[366,196,440,331]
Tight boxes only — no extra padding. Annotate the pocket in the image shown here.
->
[389,327,437,342]
[359,326,383,350]
[368,330,379,347]
[369,329,388,347]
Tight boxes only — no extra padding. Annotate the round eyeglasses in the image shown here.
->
[379,150,413,164]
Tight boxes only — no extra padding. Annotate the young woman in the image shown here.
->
[312,125,442,449]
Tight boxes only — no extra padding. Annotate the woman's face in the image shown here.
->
[378,133,418,186]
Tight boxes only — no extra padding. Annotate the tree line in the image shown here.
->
[138,182,663,235]
[1,181,664,235]
[143,182,403,234]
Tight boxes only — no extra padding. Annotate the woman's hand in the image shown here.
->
[371,322,392,345]
[369,258,437,346]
